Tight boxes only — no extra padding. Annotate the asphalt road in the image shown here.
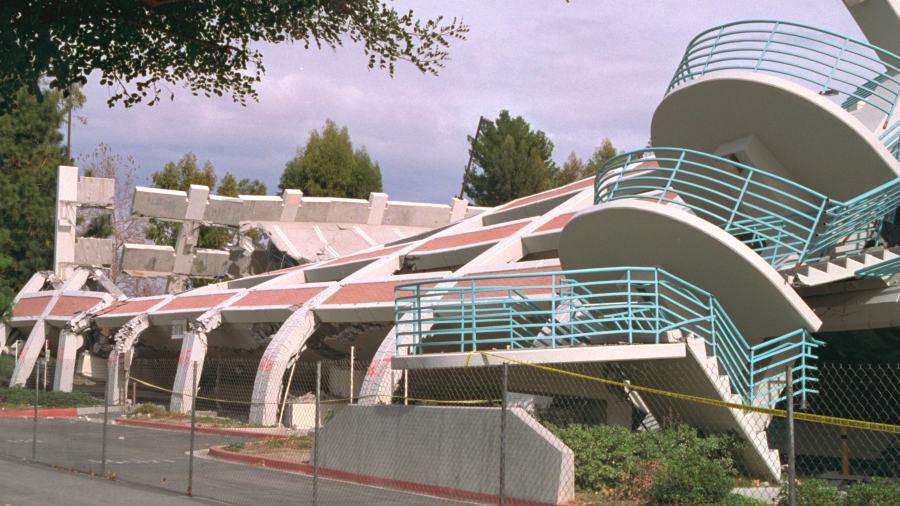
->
[0,416,473,506]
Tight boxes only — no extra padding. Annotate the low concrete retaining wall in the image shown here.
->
[311,405,574,505]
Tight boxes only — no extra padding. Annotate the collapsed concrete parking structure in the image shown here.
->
[7,1,900,503]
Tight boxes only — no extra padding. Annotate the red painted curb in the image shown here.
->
[0,408,78,418]
[116,417,288,440]
[209,446,558,506]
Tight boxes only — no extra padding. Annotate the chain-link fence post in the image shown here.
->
[314,360,321,506]
[101,367,109,477]
[188,361,197,497]
[500,361,508,506]
[32,358,39,461]
[786,364,795,506]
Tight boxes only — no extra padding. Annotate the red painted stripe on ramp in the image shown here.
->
[0,408,78,418]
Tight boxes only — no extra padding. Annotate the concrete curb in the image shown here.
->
[0,406,121,418]
[115,418,289,440]
[208,445,559,506]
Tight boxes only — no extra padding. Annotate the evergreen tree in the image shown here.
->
[0,87,67,319]
[464,110,557,207]
[279,120,383,199]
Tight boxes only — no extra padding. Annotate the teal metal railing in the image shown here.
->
[668,20,900,159]
[594,148,900,267]
[395,267,822,407]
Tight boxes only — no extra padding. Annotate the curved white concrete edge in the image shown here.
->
[653,70,900,201]
[558,200,821,339]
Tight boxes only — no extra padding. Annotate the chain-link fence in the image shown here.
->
[1,352,899,506]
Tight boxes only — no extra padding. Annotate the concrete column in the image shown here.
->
[169,331,208,413]
[281,189,302,222]
[55,166,79,279]
[172,222,200,276]
[10,320,47,386]
[248,308,317,426]
[53,331,84,392]
[367,192,389,225]
[1,323,10,354]
[450,198,469,223]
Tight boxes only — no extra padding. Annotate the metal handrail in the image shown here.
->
[594,148,900,266]
[668,20,900,159]
[394,267,822,407]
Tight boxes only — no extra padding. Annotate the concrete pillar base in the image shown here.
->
[53,332,83,392]
[169,332,208,413]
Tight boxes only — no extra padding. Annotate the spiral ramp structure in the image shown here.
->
[386,3,900,481]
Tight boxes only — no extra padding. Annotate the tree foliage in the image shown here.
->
[464,110,557,207]
[0,1,469,114]
[552,138,618,187]
[0,87,67,318]
[217,172,267,198]
[279,119,383,199]
[144,153,266,250]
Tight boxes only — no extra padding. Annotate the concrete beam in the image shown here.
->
[393,343,687,370]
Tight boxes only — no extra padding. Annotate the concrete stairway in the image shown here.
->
[780,246,900,287]
[618,336,782,481]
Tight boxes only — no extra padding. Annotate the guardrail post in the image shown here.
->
[500,361,508,506]
[314,360,321,506]
[786,364,796,506]
[32,358,38,461]
[101,367,109,477]
[188,361,197,497]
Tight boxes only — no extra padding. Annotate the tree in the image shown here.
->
[551,138,619,188]
[584,138,618,176]
[279,120,384,199]
[0,87,68,318]
[0,1,469,114]
[464,110,558,207]
[217,173,268,198]
[144,153,266,250]
[554,152,586,187]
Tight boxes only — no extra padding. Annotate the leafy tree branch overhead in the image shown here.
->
[0,1,469,113]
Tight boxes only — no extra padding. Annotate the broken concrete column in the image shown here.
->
[281,189,302,222]
[248,308,317,426]
[169,331,208,413]
[450,198,469,223]
[53,331,84,392]
[55,166,79,279]
[367,192,389,225]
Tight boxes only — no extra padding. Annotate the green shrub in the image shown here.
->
[845,478,900,506]
[0,387,101,408]
[722,494,770,505]
[221,442,244,452]
[778,479,844,506]
[648,452,732,505]
[543,421,748,496]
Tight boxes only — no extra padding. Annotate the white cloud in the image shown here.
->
[73,0,864,203]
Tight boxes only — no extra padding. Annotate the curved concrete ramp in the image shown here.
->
[558,200,820,340]
[652,71,900,201]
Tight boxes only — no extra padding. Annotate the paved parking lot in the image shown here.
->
[0,417,472,506]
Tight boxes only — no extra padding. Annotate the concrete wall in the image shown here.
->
[312,405,574,505]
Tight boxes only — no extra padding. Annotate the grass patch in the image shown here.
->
[221,442,245,453]
[0,387,102,409]
[265,435,312,450]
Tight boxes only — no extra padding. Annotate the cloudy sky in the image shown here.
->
[73,1,864,205]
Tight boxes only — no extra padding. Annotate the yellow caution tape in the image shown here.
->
[128,375,498,407]
[464,351,900,435]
